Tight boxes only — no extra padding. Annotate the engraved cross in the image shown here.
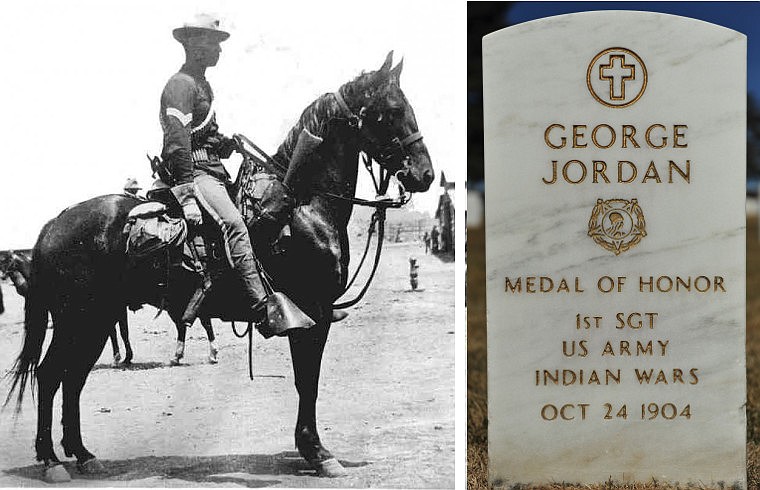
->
[599,55,635,101]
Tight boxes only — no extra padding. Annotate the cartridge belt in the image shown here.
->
[191,148,220,164]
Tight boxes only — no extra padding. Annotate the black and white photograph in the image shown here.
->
[0,1,463,487]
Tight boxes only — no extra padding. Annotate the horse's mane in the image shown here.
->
[274,68,404,166]
[274,92,341,165]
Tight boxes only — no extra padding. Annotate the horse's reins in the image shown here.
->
[329,90,421,309]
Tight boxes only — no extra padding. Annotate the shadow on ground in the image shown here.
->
[92,361,182,372]
[5,452,370,487]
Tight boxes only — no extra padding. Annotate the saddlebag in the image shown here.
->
[123,202,188,258]
[239,172,295,243]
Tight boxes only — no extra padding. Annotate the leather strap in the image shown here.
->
[400,131,423,148]
[334,91,360,125]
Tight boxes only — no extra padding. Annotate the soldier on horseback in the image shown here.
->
[158,14,312,334]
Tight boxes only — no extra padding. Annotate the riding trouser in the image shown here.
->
[193,173,267,314]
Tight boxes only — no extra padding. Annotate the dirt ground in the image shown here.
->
[467,221,760,490]
[0,241,455,488]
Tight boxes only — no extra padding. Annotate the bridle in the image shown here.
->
[331,89,423,204]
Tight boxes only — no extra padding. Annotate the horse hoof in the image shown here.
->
[77,457,106,475]
[208,354,218,364]
[317,458,347,477]
[43,463,72,483]
[331,311,349,322]
[171,341,185,365]
[112,353,122,365]
[209,343,219,364]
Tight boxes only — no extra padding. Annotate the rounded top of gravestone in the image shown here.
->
[483,10,745,43]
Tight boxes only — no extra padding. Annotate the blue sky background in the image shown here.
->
[508,2,760,99]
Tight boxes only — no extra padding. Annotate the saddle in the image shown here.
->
[123,182,288,328]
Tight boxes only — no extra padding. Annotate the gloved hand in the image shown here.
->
[204,134,238,159]
[170,183,203,226]
[218,135,239,159]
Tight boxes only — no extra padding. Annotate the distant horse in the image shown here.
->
[113,310,218,366]
[168,313,219,365]
[1,251,31,297]
[6,52,433,480]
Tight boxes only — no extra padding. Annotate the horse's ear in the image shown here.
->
[379,51,394,74]
[369,51,394,87]
[390,57,404,85]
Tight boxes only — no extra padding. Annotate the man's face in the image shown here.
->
[187,36,222,67]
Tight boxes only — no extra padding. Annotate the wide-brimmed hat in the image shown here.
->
[124,178,142,191]
[173,13,230,44]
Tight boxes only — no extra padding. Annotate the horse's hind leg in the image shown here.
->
[201,317,218,364]
[35,335,66,468]
[60,327,110,473]
[289,320,346,477]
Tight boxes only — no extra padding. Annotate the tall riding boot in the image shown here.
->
[239,259,315,338]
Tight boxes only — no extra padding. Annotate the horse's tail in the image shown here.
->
[4,240,50,413]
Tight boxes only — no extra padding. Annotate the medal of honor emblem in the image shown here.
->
[588,198,646,255]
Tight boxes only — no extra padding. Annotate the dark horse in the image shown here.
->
[6,52,433,480]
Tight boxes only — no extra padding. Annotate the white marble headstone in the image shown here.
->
[484,11,746,487]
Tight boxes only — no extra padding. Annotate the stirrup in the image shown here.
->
[258,292,315,338]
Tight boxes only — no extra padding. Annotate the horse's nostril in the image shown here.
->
[423,169,434,185]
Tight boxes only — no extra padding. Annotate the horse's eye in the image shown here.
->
[389,106,405,119]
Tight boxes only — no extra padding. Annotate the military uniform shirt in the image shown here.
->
[160,64,229,185]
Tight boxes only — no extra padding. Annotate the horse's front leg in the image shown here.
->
[289,320,346,477]
[286,202,347,476]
